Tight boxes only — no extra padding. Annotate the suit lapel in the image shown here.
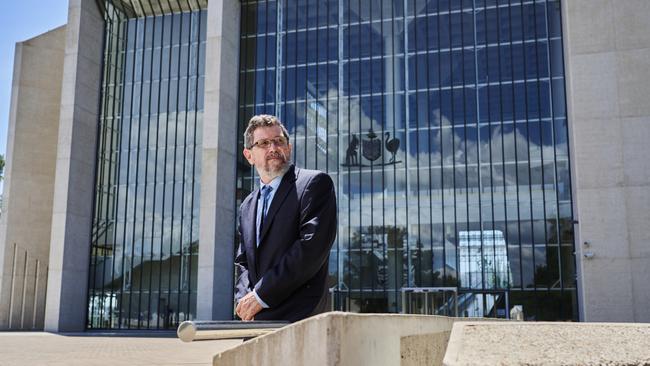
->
[243,188,259,280]
[259,165,297,245]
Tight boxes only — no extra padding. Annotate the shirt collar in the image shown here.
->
[259,173,284,192]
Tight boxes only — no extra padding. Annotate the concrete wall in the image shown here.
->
[44,0,104,331]
[196,0,241,320]
[563,0,650,322]
[0,26,66,330]
[444,321,650,365]
[213,312,458,366]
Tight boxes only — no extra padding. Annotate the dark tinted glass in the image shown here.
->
[237,0,576,320]
[88,1,207,329]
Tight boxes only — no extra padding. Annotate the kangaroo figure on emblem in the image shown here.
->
[344,134,359,166]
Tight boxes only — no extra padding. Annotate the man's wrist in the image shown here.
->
[252,289,270,308]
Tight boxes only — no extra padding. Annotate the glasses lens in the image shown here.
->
[253,136,287,149]
[273,137,288,146]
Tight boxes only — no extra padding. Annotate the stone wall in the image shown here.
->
[563,0,650,322]
[0,26,66,330]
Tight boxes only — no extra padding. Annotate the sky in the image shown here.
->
[0,1,69,158]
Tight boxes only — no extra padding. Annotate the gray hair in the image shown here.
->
[243,114,290,149]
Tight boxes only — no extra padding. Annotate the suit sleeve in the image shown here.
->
[234,214,251,303]
[253,172,337,307]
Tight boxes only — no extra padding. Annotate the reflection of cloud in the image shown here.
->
[406,108,568,188]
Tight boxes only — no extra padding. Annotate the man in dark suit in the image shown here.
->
[234,114,337,322]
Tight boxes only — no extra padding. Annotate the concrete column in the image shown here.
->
[563,0,650,322]
[0,27,66,330]
[196,0,241,320]
[44,0,104,331]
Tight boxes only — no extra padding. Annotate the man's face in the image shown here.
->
[243,125,292,181]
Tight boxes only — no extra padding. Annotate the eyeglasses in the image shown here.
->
[249,136,289,149]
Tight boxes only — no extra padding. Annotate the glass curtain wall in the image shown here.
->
[87,1,207,329]
[237,0,577,320]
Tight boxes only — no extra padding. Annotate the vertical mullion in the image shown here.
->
[303,1,309,170]
[478,0,488,293]
[95,4,114,328]
[281,0,288,125]
[108,9,128,329]
[118,17,138,329]
[276,0,283,118]
[336,0,343,310]
[291,1,298,166]
[158,10,175,329]
[128,15,148,329]
[261,0,268,110]
[424,0,434,289]
[89,3,112,329]
[448,1,460,297]
[178,8,195,321]
[380,0,388,304]
[314,0,319,170]
[187,7,204,322]
[486,0,496,293]
[237,3,249,194]
[167,10,185,328]
[438,0,446,289]
[386,1,398,312]
[235,2,249,318]
[544,0,563,293]
[533,0,551,293]
[508,0,524,293]
[147,0,166,329]
[368,0,375,302]
[556,0,579,319]
[101,7,123,329]
[413,0,422,288]
[520,0,536,293]
[137,12,157,329]
[496,1,511,295]
[402,0,410,293]
[356,0,363,310]
[459,0,472,294]
[345,0,351,311]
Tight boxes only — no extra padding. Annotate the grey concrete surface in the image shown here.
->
[45,0,104,332]
[443,321,650,366]
[0,332,242,366]
[213,312,460,366]
[196,0,241,321]
[563,0,650,322]
[401,332,450,366]
[0,26,66,330]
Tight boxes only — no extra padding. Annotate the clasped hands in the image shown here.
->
[236,292,263,321]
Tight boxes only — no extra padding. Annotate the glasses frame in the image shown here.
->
[248,135,289,150]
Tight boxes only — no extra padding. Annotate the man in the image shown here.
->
[234,114,337,322]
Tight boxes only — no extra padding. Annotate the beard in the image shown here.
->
[257,149,291,180]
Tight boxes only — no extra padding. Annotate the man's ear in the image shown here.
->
[243,148,254,165]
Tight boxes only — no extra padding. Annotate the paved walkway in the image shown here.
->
[0,332,243,365]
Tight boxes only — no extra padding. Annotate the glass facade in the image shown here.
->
[237,0,577,320]
[87,1,206,329]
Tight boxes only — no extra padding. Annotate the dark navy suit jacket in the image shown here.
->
[234,165,337,322]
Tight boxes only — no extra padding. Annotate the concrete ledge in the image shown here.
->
[443,321,650,366]
[213,312,461,366]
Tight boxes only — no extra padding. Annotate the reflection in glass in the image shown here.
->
[88,1,207,329]
[237,0,576,320]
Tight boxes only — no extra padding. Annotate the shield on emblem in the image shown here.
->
[362,138,381,162]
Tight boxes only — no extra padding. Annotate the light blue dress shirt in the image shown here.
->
[252,174,284,309]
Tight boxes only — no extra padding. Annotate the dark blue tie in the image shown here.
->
[258,185,273,245]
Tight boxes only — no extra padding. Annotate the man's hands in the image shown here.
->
[236,292,263,321]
